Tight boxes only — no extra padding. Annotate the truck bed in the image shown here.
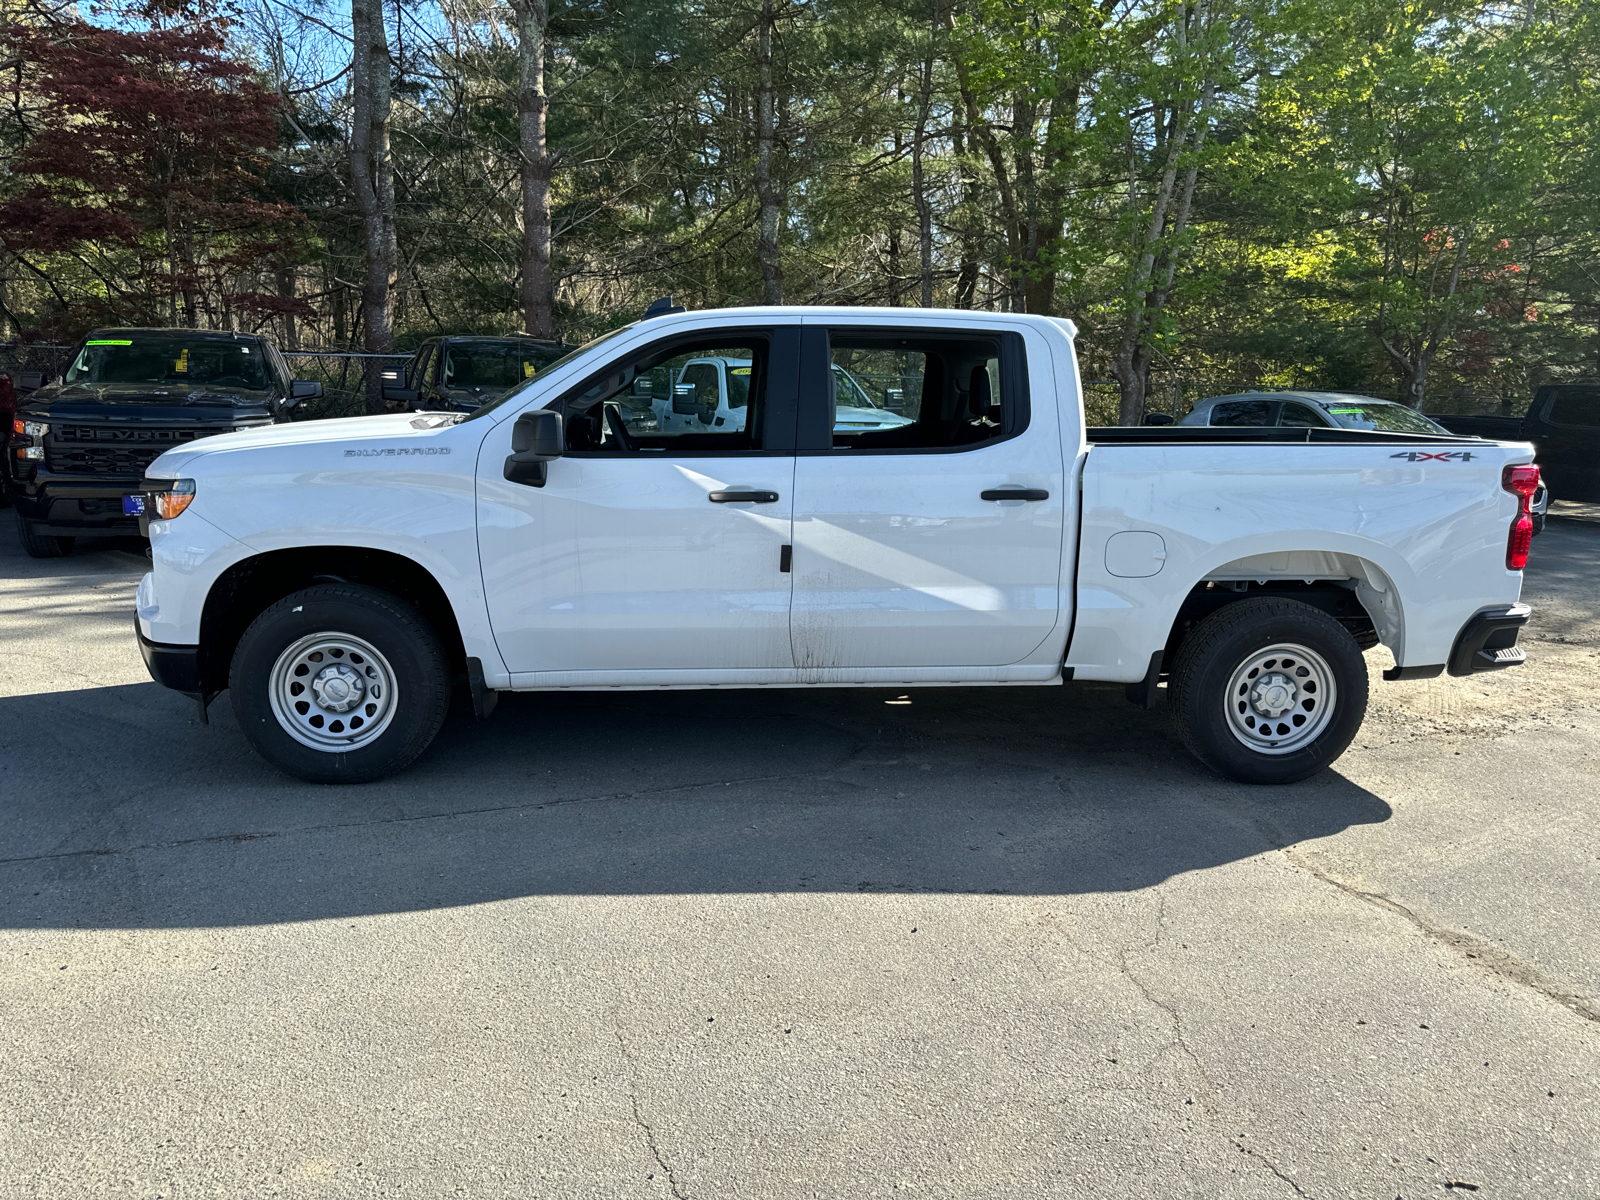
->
[1086,426,1488,445]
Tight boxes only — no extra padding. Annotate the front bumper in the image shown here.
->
[137,616,204,696]
[12,474,146,531]
[1447,603,1531,676]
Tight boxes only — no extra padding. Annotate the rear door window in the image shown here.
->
[808,330,1024,452]
[1547,387,1600,428]
[1208,400,1277,426]
[1278,403,1328,428]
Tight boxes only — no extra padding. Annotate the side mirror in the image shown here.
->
[382,385,420,406]
[16,371,43,392]
[289,380,322,401]
[1142,412,1173,426]
[504,408,563,487]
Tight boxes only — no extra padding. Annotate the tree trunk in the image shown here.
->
[1112,1,1214,424]
[277,266,298,349]
[950,110,980,309]
[912,34,935,308]
[754,0,783,304]
[350,0,397,413]
[513,0,553,338]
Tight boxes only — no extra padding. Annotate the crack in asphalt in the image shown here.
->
[613,1026,689,1199]
[1112,891,1321,1198]
[1283,845,1600,1028]
[1116,893,1215,1101]
[1230,1139,1315,1198]
[1197,791,1600,1031]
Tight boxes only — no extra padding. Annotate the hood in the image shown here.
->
[145,412,456,476]
[440,385,518,411]
[23,380,274,417]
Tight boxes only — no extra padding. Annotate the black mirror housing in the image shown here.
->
[505,408,564,486]
[382,385,420,406]
[1142,412,1174,426]
[289,379,323,400]
[16,371,43,392]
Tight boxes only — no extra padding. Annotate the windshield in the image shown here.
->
[442,340,565,390]
[1320,400,1448,435]
[457,325,636,423]
[65,336,273,390]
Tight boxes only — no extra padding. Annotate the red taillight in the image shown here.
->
[1502,464,1540,500]
[1507,512,1533,570]
[1502,463,1540,569]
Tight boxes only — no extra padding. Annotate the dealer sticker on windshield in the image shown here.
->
[87,339,133,346]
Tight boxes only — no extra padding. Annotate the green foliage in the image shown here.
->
[0,0,1593,414]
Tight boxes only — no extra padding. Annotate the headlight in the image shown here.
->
[147,478,196,520]
[13,418,47,438]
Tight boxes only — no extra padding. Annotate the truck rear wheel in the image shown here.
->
[1169,597,1368,785]
[17,518,73,558]
[229,584,451,783]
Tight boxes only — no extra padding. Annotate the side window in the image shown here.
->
[1547,387,1600,428]
[558,335,769,454]
[1278,402,1328,428]
[1209,400,1277,426]
[822,331,1016,451]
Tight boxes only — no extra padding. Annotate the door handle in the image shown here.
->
[981,488,1049,501]
[708,490,780,503]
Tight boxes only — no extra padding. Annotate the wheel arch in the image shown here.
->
[197,546,467,695]
[1160,549,1406,674]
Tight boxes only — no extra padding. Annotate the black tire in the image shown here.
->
[17,517,73,558]
[1169,597,1369,785]
[229,584,452,783]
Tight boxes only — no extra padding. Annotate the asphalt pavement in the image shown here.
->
[1,509,1597,1199]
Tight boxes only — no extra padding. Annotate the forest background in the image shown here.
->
[0,0,1595,422]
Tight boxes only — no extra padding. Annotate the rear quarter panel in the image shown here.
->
[1068,441,1535,681]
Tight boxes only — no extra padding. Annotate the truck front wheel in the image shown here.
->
[1169,597,1369,785]
[17,518,73,558]
[230,584,451,783]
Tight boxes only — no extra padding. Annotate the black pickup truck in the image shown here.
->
[1429,385,1600,503]
[380,334,569,415]
[6,328,321,557]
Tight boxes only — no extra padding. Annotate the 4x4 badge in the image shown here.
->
[1390,450,1475,462]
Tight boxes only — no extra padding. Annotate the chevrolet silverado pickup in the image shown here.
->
[132,307,1538,785]
[8,328,321,556]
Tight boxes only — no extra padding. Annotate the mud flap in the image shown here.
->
[466,657,499,719]
[1124,650,1164,710]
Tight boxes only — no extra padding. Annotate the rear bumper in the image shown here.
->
[1447,603,1531,677]
[137,617,204,696]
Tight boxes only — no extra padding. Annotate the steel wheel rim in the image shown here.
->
[268,632,398,752]
[1223,641,1337,756]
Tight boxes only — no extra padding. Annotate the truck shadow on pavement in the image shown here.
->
[0,678,1391,929]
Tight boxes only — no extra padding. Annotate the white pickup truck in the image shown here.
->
[133,307,1539,785]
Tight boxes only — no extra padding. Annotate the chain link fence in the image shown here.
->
[279,352,411,420]
[0,343,1544,424]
